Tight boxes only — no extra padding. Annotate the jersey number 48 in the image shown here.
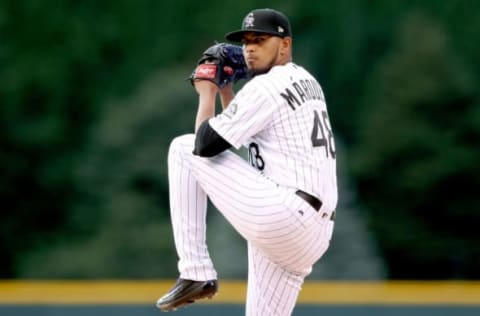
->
[311,110,336,159]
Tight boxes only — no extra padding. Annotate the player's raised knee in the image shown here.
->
[168,134,195,157]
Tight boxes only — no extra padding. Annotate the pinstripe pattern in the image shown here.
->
[166,62,337,315]
[210,62,337,211]
[167,134,334,315]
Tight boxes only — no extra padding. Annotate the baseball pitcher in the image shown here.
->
[156,8,338,316]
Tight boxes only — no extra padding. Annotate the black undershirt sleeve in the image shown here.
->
[193,120,232,157]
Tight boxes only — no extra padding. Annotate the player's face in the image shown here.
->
[241,32,287,76]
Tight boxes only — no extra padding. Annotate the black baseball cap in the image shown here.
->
[225,8,292,42]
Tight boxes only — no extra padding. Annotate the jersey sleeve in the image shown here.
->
[209,79,275,149]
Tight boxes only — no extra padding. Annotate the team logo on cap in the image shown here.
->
[278,26,284,33]
[243,13,255,28]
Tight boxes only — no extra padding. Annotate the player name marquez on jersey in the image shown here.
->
[280,77,325,111]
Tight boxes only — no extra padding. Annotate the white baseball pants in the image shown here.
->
[167,134,334,316]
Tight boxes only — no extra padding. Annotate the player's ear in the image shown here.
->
[279,37,292,57]
[282,37,292,47]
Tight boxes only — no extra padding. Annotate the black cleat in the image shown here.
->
[156,278,218,312]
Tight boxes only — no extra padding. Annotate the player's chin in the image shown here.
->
[248,66,270,77]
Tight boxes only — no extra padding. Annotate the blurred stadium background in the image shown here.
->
[1,0,479,314]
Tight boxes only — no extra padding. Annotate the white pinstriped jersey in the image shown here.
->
[209,62,338,211]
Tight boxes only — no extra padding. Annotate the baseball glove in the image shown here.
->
[189,42,247,88]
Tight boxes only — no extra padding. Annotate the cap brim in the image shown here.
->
[224,30,246,42]
[225,29,284,42]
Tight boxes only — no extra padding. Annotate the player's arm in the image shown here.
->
[189,42,246,156]
[194,80,217,131]
[193,80,232,157]
[219,83,235,110]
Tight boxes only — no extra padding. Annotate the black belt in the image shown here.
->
[295,190,336,221]
[295,190,322,211]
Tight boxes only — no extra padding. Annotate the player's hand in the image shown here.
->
[193,79,218,96]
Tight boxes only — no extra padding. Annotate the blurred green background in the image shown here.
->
[1,0,479,280]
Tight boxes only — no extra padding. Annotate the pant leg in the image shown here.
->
[243,206,334,316]
[168,134,279,280]
[168,135,215,280]
[167,134,334,283]
[245,243,304,316]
